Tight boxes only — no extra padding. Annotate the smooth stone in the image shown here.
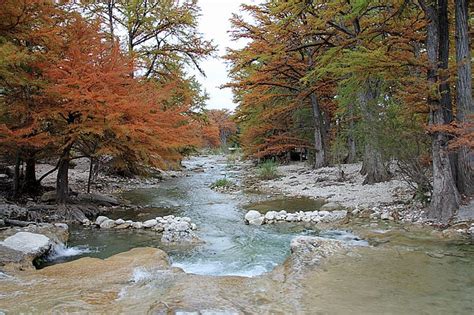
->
[245,210,262,222]
[0,232,51,255]
[131,222,143,229]
[249,217,265,226]
[143,219,158,228]
[115,219,125,225]
[264,211,277,221]
[100,219,116,229]
[95,216,108,225]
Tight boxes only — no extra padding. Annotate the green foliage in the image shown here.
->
[210,178,234,189]
[257,160,279,180]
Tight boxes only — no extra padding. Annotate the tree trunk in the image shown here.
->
[455,0,474,196]
[24,154,38,192]
[358,78,389,184]
[56,147,71,204]
[310,92,327,168]
[346,104,357,163]
[87,157,94,194]
[12,153,21,198]
[422,0,460,223]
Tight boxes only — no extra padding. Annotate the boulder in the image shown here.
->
[1,232,52,256]
[100,219,116,229]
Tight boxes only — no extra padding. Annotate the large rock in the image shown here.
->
[0,232,55,271]
[1,232,52,255]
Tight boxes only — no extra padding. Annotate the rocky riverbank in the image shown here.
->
[244,160,474,237]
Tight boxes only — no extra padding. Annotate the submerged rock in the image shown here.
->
[288,236,347,267]
[320,202,342,211]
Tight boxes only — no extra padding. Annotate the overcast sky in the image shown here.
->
[192,0,261,111]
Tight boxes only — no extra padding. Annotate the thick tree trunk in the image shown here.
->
[358,78,389,184]
[310,92,327,168]
[12,153,21,198]
[56,147,71,204]
[24,154,38,192]
[422,0,460,223]
[87,157,94,194]
[455,0,474,196]
[346,104,357,163]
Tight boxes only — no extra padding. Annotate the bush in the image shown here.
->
[257,160,279,180]
[210,178,234,189]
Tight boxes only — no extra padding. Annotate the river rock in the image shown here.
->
[245,210,262,223]
[1,232,52,256]
[320,202,342,211]
[249,217,264,226]
[288,236,347,268]
[96,216,109,225]
[264,211,276,221]
[143,219,158,228]
[131,222,143,229]
[100,219,116,229]
[381,212,390,220]
[115,219,125,225]
[115,222,131,229]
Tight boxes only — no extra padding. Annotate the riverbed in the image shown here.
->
[0,155,473,313]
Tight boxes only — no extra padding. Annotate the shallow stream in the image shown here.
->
[1,155,473,313]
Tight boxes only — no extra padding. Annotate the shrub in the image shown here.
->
[210,178,234,189]
[257,160,279,180]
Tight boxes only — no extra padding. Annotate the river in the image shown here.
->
[0,155,472,313]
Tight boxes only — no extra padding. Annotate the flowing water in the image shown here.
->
[1,155,473,313]
[55,156,350,276]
